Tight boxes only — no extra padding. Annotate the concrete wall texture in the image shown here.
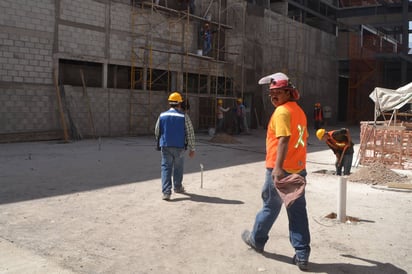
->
[0,0,338,140]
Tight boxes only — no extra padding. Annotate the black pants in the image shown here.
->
[336,153,353,176]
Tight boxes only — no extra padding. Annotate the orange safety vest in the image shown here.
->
[266,101,307,172]
[325,131,346,152]
[314,107,323,121]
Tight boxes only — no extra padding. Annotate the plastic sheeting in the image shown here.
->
[369,82,412,113]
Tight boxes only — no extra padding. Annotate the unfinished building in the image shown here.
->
[0,0,410,142]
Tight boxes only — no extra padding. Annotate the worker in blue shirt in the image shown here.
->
[155,92,196,200]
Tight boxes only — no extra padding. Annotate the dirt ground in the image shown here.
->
[0,127,411,274]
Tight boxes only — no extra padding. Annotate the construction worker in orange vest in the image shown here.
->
[242,72,311,271]
[316,128,354,176]
[313,103,323,130]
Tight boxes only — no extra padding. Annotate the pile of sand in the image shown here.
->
[348,162,408,185]
[209,133,240,144]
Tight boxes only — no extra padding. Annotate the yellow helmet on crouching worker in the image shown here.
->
[168,92,183,104]
[316,128,325,140]
[218,99,223,105]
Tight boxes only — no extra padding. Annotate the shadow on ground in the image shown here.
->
[0,126,360,205]
[262,252,407,274]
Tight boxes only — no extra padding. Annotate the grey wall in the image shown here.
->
[0,0,338,141]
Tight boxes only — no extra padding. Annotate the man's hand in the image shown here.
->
[189,150,195,158]
[272,167,286,182]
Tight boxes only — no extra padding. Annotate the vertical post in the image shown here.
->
[102,63,108,88]
[337,176,347,222]
[200,163,204,188]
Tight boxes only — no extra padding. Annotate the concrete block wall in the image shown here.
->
[59,25,106,58]
[257,10,338,125]
[0,0,54,85]
[0,84,59,134]
[0,1,57,138]
[0,0,338,140]
[63,86,130,137]
[61,87,201,138]
[60,0,106,27]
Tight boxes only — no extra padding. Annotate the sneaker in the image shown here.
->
[174,186,185,193]
[293,255,308,271]
[162,193,171,200]
[241,230,263,253]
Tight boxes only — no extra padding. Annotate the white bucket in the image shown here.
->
[197,49,203,56]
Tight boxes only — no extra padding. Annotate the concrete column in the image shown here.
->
[401,0,408,84]
[102,63,108,88]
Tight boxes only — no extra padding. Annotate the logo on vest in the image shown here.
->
[294,125,305,148]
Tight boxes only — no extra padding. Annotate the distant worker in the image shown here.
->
[155,91,196,201]
[316,128,354,176]
[313,103,323,130]
[202,23,212,56]
[216,99,230,133]
[236,98,249,134]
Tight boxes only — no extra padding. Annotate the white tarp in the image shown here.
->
[369,82,412,113]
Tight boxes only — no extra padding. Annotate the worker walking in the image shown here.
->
[241,72,311,271]
[155,92,195,201]
[316,128,354,176]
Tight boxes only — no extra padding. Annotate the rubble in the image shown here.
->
[348,162,408,185]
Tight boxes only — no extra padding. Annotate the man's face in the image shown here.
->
[269,88,290,107]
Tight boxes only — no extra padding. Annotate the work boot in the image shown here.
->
[293,254,308,271]
[241,230,263,253]
[174,186,185,193]
[162,193,171,201]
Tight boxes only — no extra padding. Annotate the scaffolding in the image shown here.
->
[129,0,236,133]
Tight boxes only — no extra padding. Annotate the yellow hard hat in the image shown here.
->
[316,128,325,140]
[218,99,223,105]
[168,92,183,103]
[237,98,242,103]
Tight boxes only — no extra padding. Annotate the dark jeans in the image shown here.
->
[336,153,353,176]
[250,169,311,261]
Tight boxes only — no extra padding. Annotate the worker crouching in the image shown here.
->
[316,128,354,176]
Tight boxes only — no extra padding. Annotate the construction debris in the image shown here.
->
[348,162,408,185]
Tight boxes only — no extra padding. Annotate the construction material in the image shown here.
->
[387,182,412,190]
[348,162,408,185]
[80,69,96,139]
[358,121,412,170]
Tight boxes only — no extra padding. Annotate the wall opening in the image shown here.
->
[59,59,102,87]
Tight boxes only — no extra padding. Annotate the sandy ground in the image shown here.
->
[0,127,411,274]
